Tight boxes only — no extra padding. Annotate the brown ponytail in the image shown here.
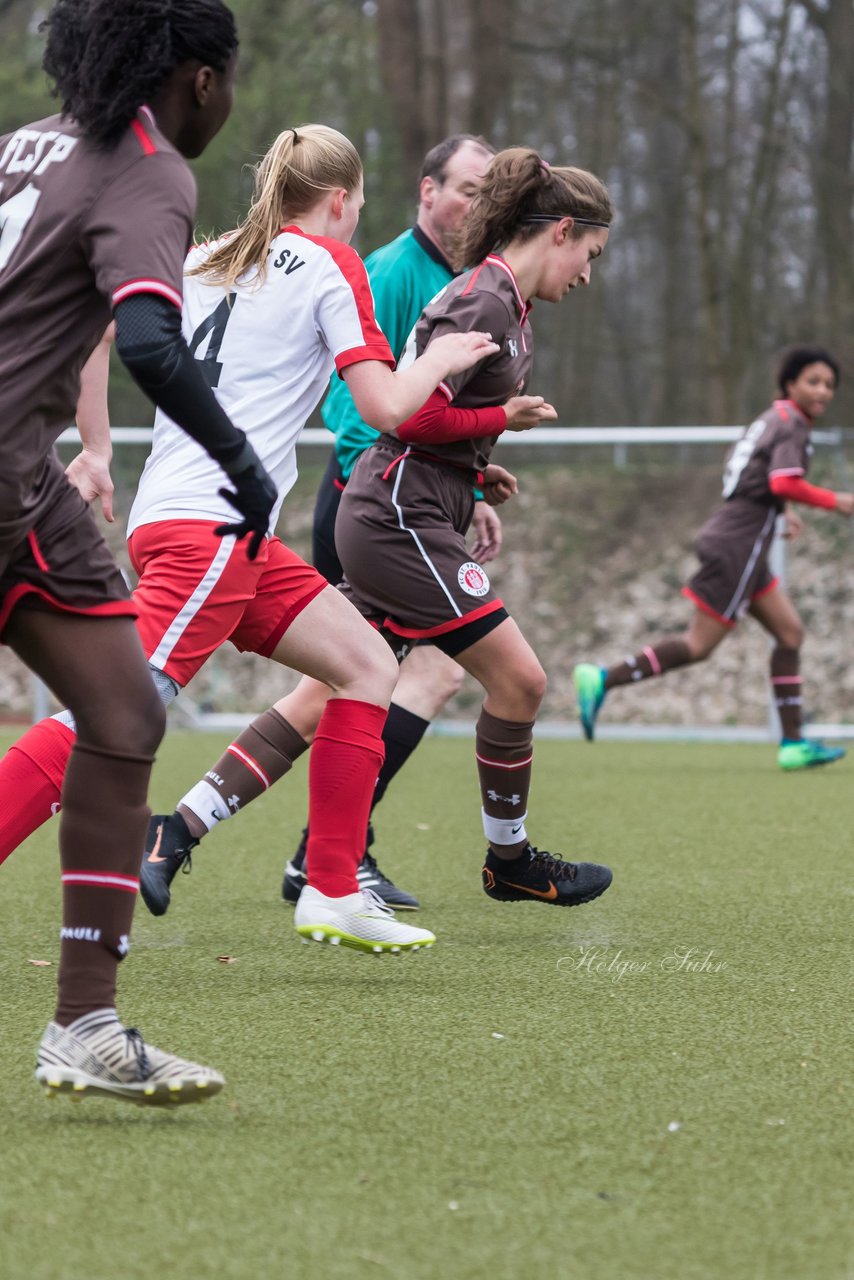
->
[452,147,613,269]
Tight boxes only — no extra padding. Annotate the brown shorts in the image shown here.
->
[335,441,507,656]
[683,500,779,628]
[0,456,134,639]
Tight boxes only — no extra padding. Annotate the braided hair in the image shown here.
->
[42,0,238,148]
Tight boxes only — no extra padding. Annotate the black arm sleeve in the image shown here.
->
[113,293,255,477]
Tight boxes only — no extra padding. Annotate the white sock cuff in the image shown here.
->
[180,779,232,833]
[482,809,528,847]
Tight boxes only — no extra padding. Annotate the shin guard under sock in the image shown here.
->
[179,709,309,837]
[771,646,802,740]
[306,698,386,897]
[0,719,75,865]
[371,702,430,811]
[605,638,693,689]
[56,742,152,1025]
[476,707,534,851]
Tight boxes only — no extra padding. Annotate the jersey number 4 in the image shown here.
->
[188,294,235,388]
[0,182,41,273]
[721,417,765,499]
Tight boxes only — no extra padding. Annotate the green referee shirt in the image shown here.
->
[321,225,454,479]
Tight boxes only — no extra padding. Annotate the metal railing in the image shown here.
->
[37,423,850,739]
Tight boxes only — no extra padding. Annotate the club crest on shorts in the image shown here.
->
[458,561,490,597]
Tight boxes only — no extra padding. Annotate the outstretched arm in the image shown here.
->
[341,331,499,433]
[769,473,854,513]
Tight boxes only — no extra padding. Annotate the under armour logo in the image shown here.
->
[227,794,241,813]
[487,789,522,805]
[508,339,518,357]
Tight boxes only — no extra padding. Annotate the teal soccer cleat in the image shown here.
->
[778,740,847,771]
[573,663,607,741]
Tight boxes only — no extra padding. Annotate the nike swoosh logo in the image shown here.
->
[146,822,167,863]
[503,879,558,901]
[511,825,523,834]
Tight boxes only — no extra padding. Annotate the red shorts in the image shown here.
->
[127,520,327,687]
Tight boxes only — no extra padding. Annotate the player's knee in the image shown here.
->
[75,685,165,757]
[506,659,547,716]
[436,660,466,702]
[684,631,716,662]
[777,624,803,652]
[407,646,466,702]
[684,636,708,661]
[354,635,399,701]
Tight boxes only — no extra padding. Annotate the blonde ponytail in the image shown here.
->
[191,124,363,289]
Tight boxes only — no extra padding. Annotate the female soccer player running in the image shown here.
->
[0,124,497,953]
[143,148,616,922]
[573,346,852,769]
[0,0,279,1103]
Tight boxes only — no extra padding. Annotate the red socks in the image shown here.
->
[306,698,386,897]
[0,719,75,866]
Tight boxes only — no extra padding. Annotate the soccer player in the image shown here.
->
[284,134,496,912]
[0,0,278,1103]
[163,149,611,917]
[0,123,499,955]
[573,346,853,769]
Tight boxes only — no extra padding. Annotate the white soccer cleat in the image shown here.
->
[294,885,436,954]
[35,1009,224,1105]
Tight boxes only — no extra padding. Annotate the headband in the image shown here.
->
[523,214,610,228]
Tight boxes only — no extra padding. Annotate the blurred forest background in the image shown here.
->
[1,0,852,727]
[2,0,853,427]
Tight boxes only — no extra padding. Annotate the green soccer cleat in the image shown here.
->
[778,739,847,771]
[573,663,607,741]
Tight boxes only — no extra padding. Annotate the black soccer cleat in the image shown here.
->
[281,828,309,904]
[482,844,612,907]
[356,851,420,911]
[140,813,199,917]
[281,823,420,910]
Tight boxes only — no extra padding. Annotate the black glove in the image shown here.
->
[215,452,278,561]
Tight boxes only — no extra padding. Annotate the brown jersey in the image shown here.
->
[721,399,812,507]
[683,400,810,625]
[0,107,196,553]
[398,253,535,474]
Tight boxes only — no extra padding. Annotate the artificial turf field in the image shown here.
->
[0,732,851,1280]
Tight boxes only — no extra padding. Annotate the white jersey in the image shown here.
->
[127,226,394,536]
